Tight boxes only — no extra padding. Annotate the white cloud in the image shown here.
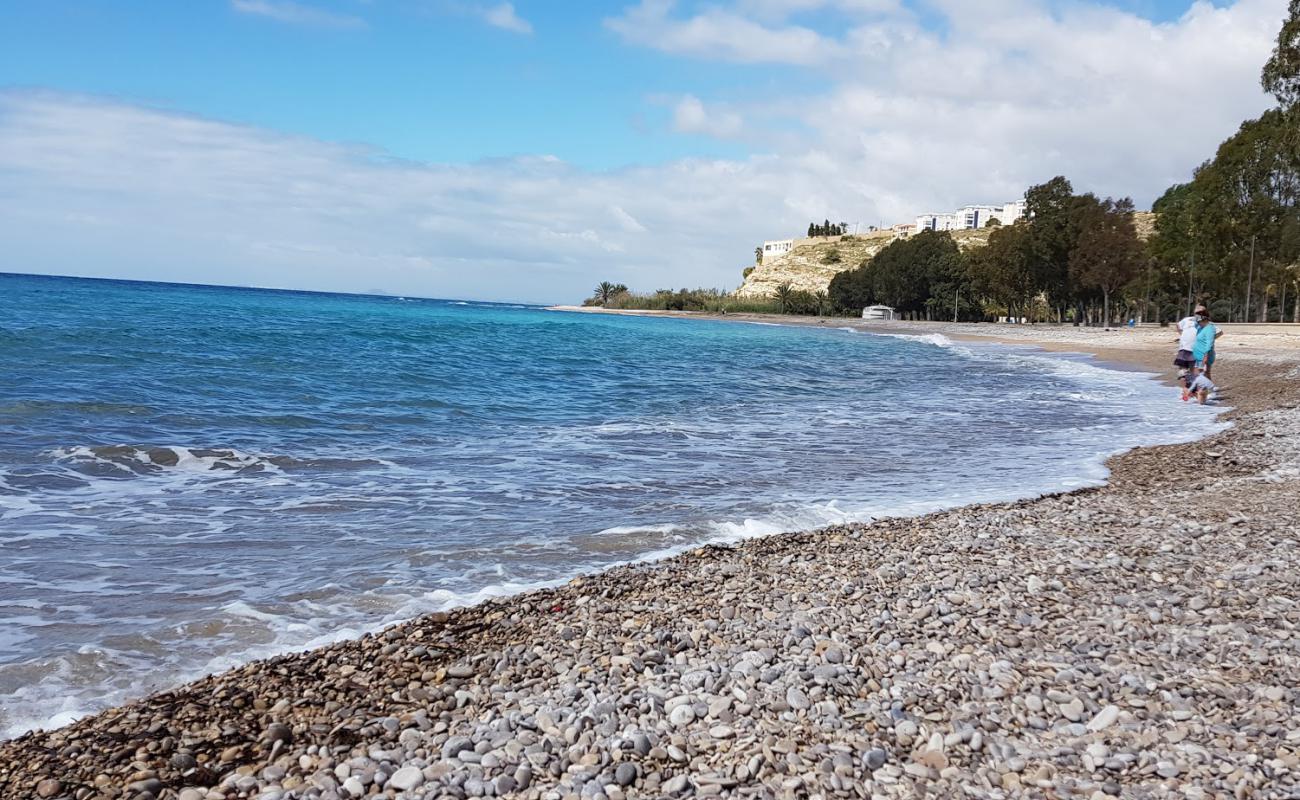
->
[0,92,807,302]
[629,0,1285,221]
[605,0,844,65]
[482,2,533,34]
[672,95,745,138]
[230,0,366,29]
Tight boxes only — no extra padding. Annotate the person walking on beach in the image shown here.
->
[1174,310,1199,372]
[1174,308,1200,394]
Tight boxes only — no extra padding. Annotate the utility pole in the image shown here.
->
[1245,234,1256,323]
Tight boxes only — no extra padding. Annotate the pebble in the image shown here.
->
[1087,705,1121,732]
[615,763,637,787]
[786,686,811,711]
[387,765,424,792]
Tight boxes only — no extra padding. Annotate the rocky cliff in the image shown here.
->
[735,228,992,298]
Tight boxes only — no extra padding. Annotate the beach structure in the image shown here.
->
[916,201,1026,232]
[862,305,895,320]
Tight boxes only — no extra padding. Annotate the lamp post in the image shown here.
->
[1245,234,1256,322]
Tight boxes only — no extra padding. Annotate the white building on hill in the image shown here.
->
[761,239,794,260]
[916,201,1025,232]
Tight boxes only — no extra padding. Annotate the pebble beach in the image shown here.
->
[3,327,1299,800]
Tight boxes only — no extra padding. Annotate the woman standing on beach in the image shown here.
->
[1188,310,1220,403]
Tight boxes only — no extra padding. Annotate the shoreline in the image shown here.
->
[3,328,1299,798]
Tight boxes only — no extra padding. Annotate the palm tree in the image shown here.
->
[593,281,618,307]
[813,291,829,317]
[775,283,794,314]
[754,246,763,265]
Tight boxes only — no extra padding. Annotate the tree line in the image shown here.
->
[807,220,848,237]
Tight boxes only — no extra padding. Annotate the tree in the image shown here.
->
[592,281,626,307]
[1024,176,1078,314]
[755,246,763,265]
[967,222,1035,320]
[1263,0,1300,109]
[774,283,795,314]
[828,259,873,312]
[808,222,816,237]
[1069,198,1144,326]
[984,217,1002,229]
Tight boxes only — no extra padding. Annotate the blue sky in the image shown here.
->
[0,0,1283,302]
[1,0,1218,168]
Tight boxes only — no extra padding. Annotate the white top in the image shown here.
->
[1177,317,1199,351]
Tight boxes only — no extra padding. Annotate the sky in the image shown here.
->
[0,0,1288,303]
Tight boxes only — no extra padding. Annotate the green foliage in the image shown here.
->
[822,247,842,264]
[754,246,763,265]
[807,220,849,237]
[587,281,629,307]
[742,266,755,279]
[1263,0,1300,108]
[828,230,963,317]
[601,287,789,315]
[774,283,795,314]
[1069,197,1145,325]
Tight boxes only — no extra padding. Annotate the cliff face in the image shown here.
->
[735,212,1158,299]
[735,228,993,298]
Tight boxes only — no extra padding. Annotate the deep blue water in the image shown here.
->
[0,272,1221,737]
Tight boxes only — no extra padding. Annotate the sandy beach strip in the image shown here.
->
[3,326,1299,800]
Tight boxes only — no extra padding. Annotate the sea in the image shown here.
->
[0,272,1223,738]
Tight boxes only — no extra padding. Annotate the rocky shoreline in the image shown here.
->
[3,351,1299,800]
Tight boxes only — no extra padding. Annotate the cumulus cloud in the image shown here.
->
[672,95,745,138]
[605,0,844,65]
[230,0,366,29]
[482,2,533,34]
[624,0,1284,220]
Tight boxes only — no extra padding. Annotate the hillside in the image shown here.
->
[734,212,1157,298]
[735,228,992,298]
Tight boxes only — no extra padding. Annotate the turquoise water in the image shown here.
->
[0,272,1221,737]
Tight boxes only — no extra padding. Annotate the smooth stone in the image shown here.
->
[615,762,638,787]
[1087,705,1120,732]
[388,765,425,792]
[663,774,690,794]
[264,722,293,745]
[669,705,696,727]
[633,734,652,756]
[865,749,888,770]
[786,686,811,711]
